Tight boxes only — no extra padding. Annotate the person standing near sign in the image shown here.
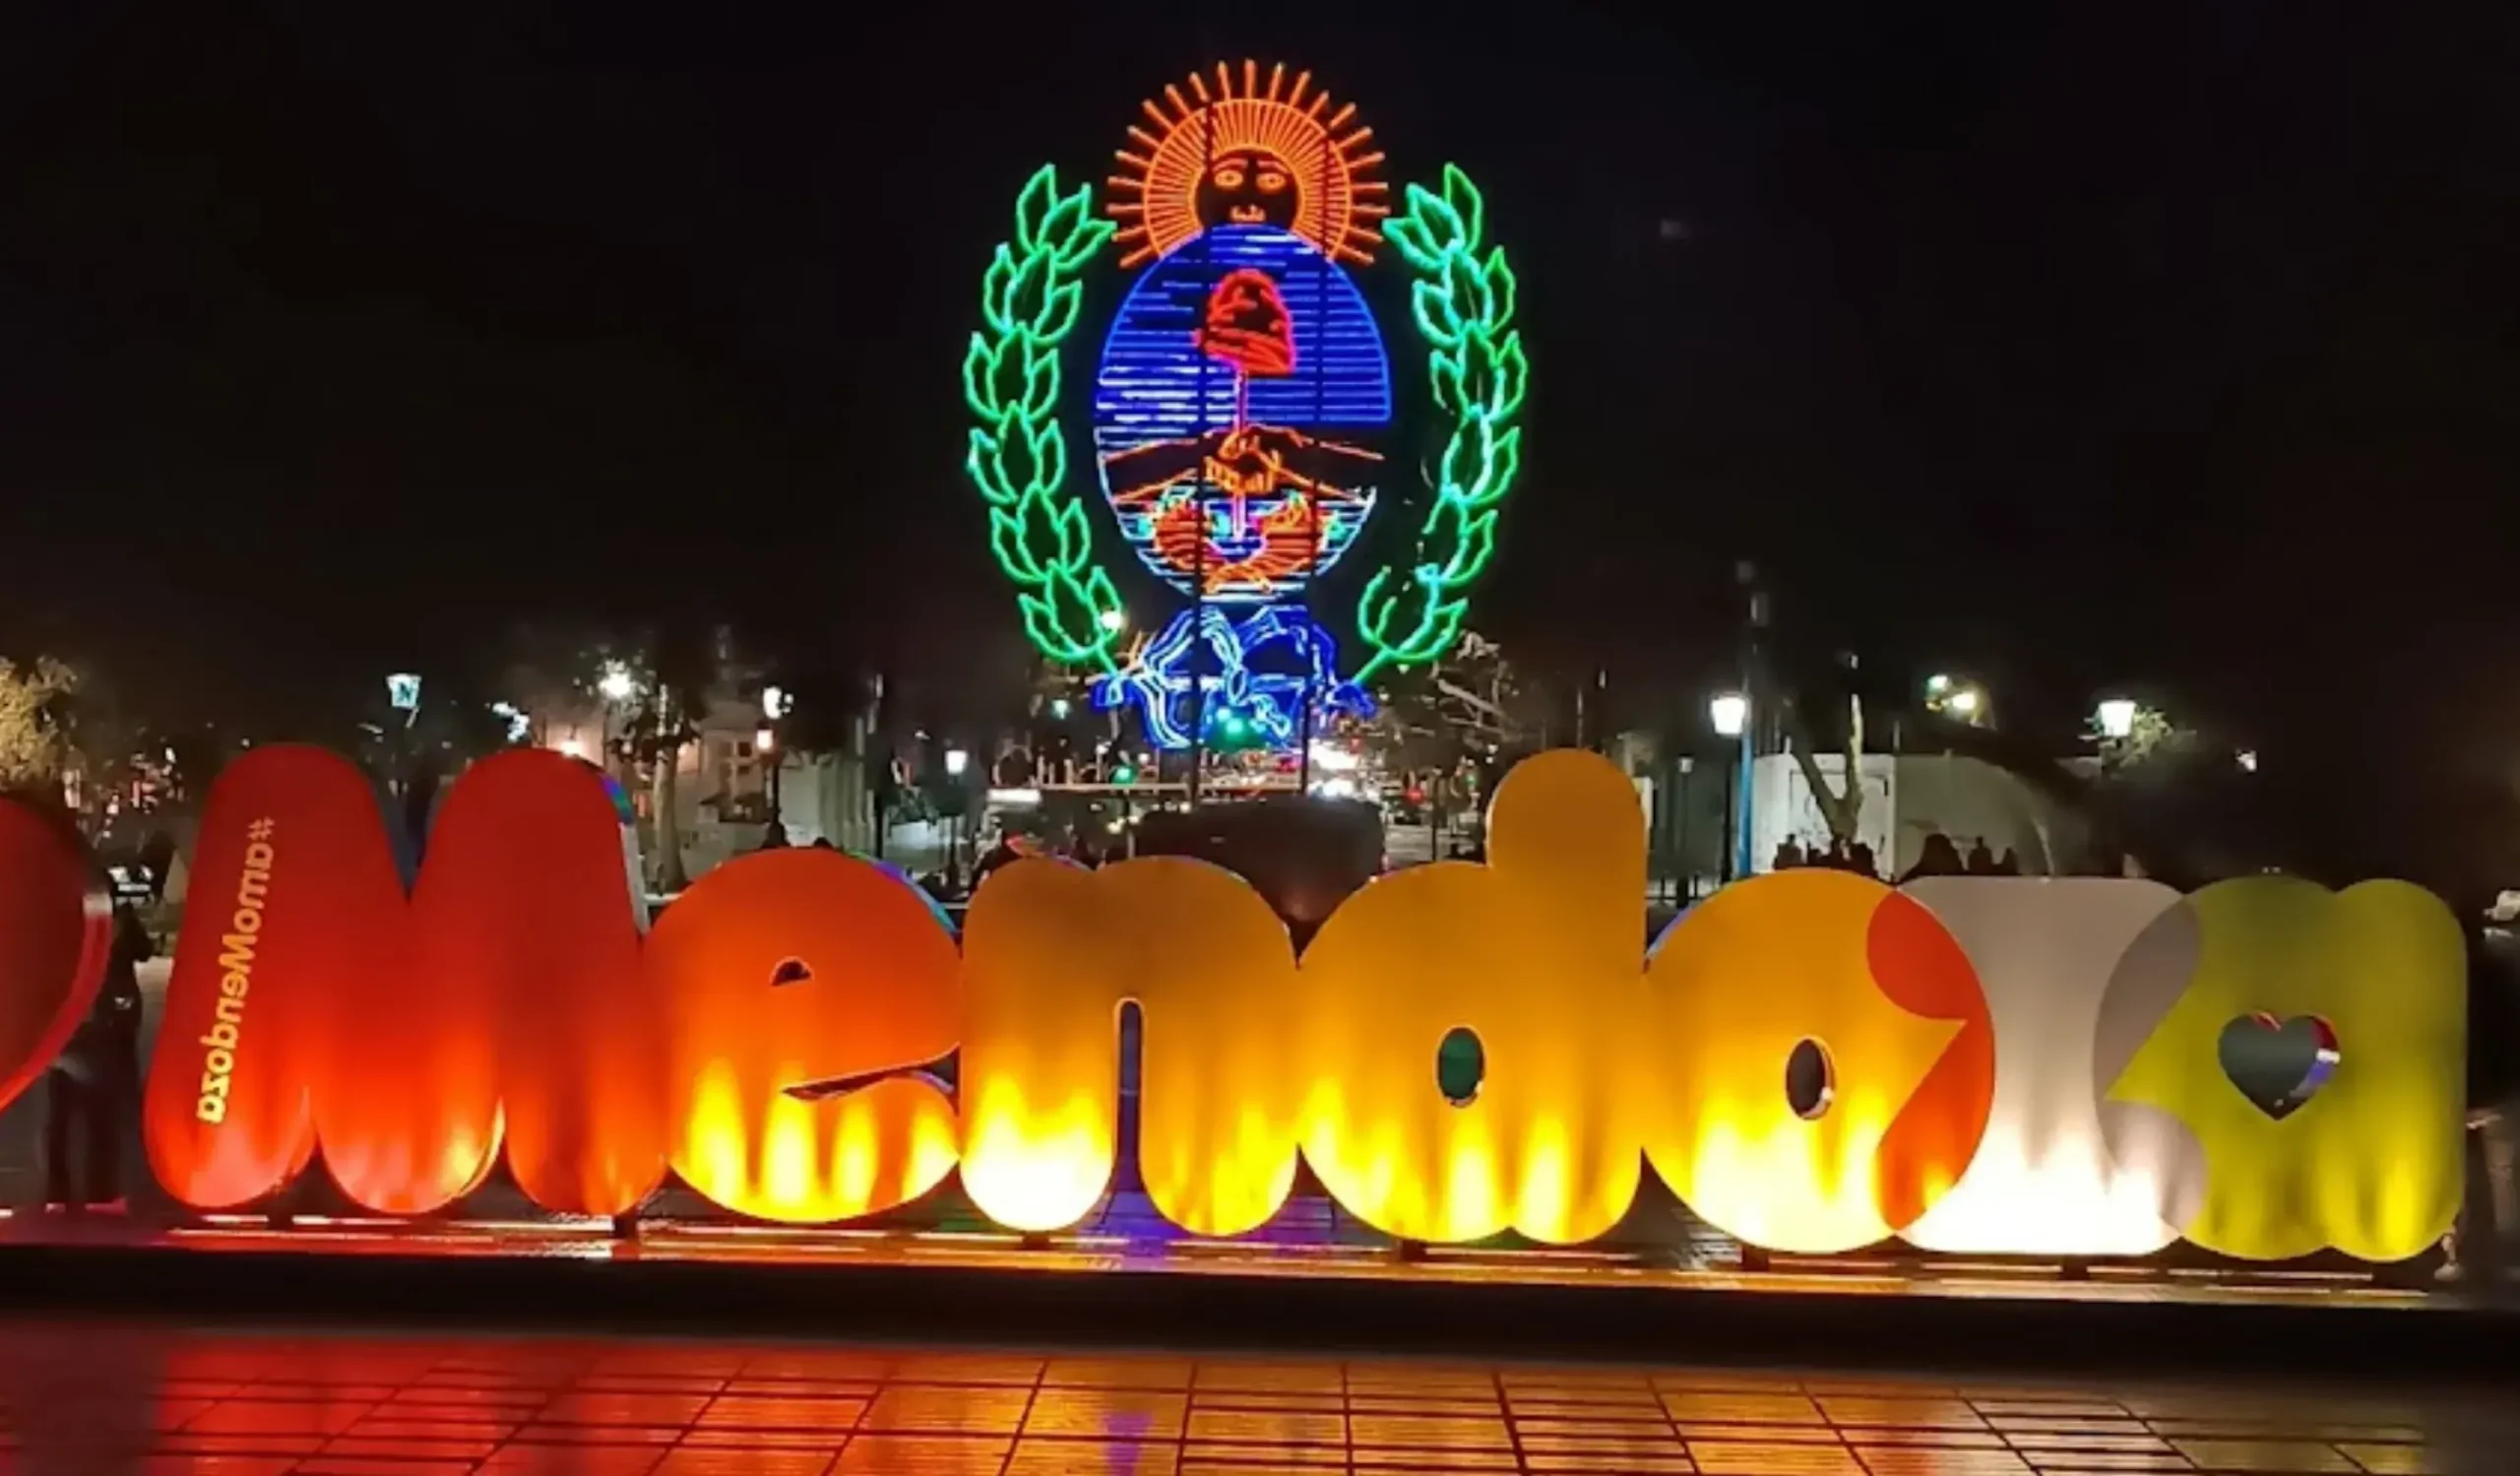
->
[44,890,150,1213]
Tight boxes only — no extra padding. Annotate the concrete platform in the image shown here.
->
[2,1204,2512,1384]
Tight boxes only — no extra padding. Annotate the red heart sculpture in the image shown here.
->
[0,800,109,1111]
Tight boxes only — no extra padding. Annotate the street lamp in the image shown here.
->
[592,662,641,772]
[944,747,970,777]
[1925,674,1988,726]
[1709,692,1749,888]
[2095,698,2137,740]
[757,685,787,829]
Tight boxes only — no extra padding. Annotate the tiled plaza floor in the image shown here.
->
[0,1322,2505,1474]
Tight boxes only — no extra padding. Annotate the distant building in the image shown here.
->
[1628,741,2101,898]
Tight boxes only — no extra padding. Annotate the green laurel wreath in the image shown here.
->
[1353,163,1529,685]
[964,164,1127,671]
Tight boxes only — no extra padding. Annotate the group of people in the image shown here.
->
[973,828,1108,886]
[752,821,841,853]
[1771,834,1883,878]
[1770,832,2023,883]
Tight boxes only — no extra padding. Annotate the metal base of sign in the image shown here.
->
[0,1194,2506,1380]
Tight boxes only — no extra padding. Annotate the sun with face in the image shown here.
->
[1108,59,1386,268]
[1197,148,1298,231]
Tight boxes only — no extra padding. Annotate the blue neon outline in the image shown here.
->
[1092,605,1374,751]
[1090,225,1394,605]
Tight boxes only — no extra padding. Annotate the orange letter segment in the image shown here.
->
[650,848,961,1224]
[960,856,1303,1235]
[0,800,109,1114]
[426,751,662,1217]
[148,746,640,1214]
[1643,870,1990,1253]
[1296,750,1648,1245]
[145,746,353,1207]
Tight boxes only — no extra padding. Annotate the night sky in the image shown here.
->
[5,7,2514,780]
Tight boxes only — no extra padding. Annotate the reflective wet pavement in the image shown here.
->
[0,1321,2507,1474]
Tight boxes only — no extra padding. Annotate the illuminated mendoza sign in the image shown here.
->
[0,747,2466,1263]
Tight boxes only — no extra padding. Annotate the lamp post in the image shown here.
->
[2095,697,2137,739]
[943,746,972,888]
[1710,691,1748,883]
[596,662,638,773]
[1925,673,1989,727]
[756,725,781,826]
[759,685,788,829]
[1732,560,1766,883]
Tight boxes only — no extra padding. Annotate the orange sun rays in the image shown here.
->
[1106,60,1387,268]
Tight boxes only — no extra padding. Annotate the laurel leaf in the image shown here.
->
[1031,279,1082,341]
[1412,280,1463,350]
[1481,245,1517,327]
[1013,166,1057,254]
[1440,164,1483,251]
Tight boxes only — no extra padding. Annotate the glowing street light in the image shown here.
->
[944,747,971,778]
[760,684,788,720]
[2095,698,2138,740]
[1926,674,1988,725]
[598,663,638,703]
[1710,691,1751,887]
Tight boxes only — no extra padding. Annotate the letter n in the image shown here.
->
[959,858,1302,1236]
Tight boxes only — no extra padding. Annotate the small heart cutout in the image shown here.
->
[2217,1012,2340,1120]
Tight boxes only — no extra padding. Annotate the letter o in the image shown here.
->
[230,908,262,935]
[205,1049,234,1076]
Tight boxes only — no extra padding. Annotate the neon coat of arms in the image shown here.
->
[965,61,1529,750]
